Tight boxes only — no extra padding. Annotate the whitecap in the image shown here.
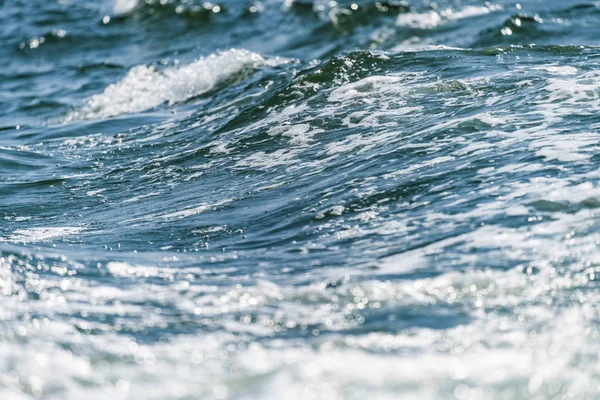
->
[68,49,283,120]
[396,5,500,29]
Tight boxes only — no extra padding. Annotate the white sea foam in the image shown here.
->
[396,10,442,29]
[235,148,302,169]
[396,5,500,29]
[224,59,600,181]
[391,41,466,52]
[4,215,600,399]
[113,0,138,15]
[2,227,84,243]
[121,198,232,224]
[158,198,232,221]
[328,76,404,102]
[267,123,324,145]
[442,5,500,21]
[68,50,280,120]
[532,65,578,76]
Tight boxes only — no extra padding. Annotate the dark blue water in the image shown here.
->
[3,0,600,398]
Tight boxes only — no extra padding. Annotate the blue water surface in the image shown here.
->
[3,0,600,398]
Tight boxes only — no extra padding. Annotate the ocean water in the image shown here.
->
[3,0,600,398]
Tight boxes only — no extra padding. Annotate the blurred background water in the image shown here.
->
[3,0,600,398]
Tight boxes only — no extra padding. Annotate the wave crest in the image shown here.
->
[68,49,280,120]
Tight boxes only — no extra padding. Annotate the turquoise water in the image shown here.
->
[3,0,600,398]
